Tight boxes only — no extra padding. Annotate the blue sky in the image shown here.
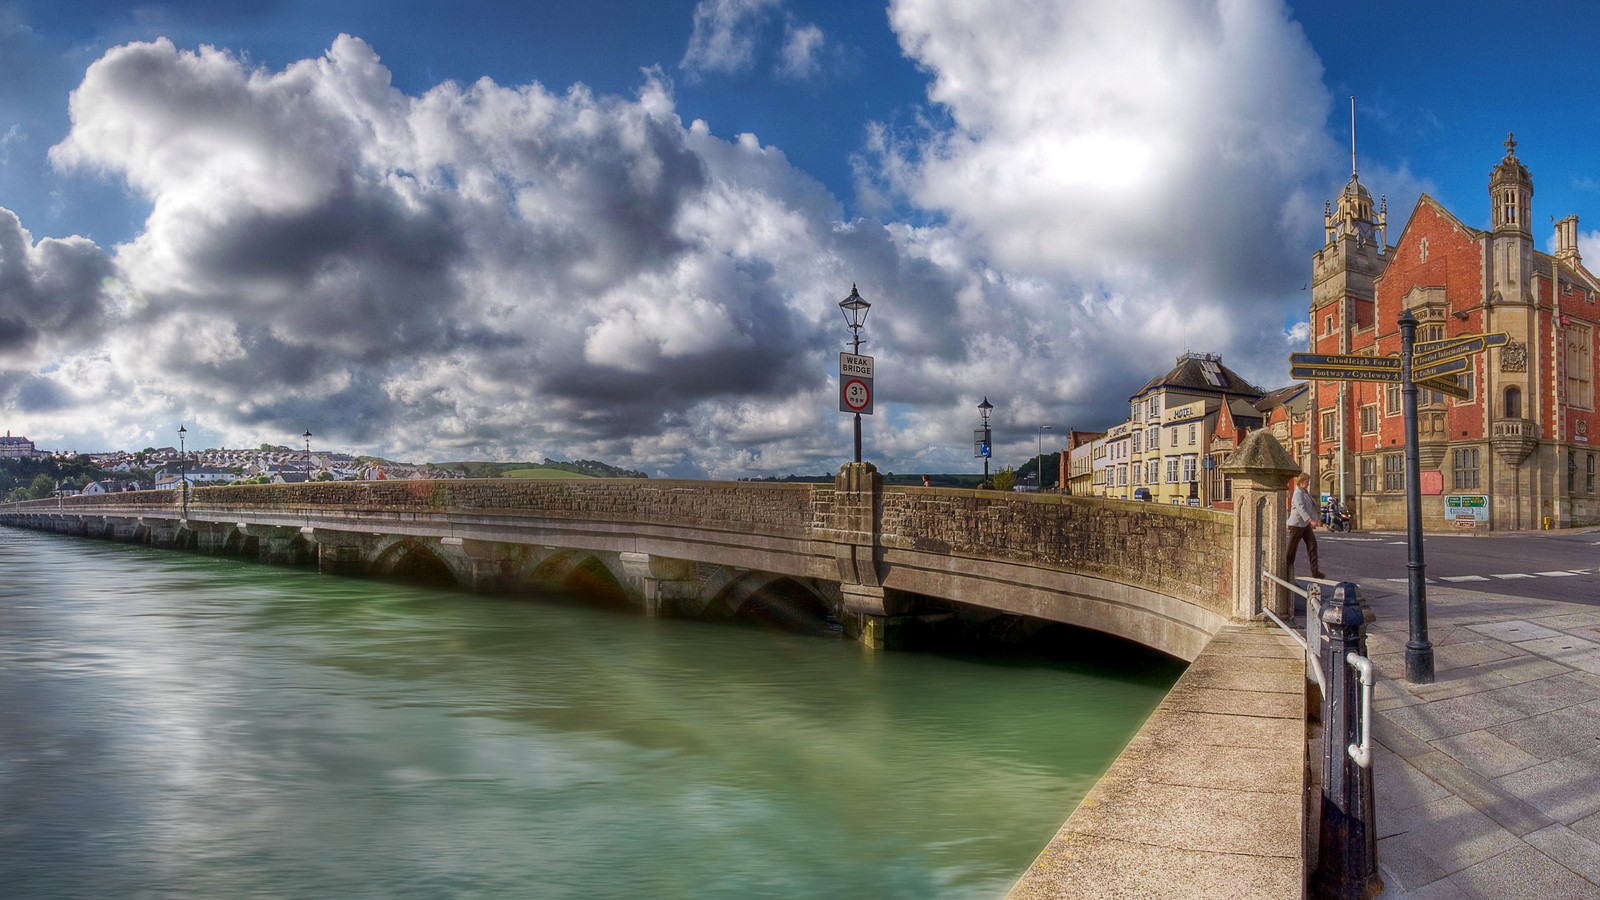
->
[2,0,1598,476]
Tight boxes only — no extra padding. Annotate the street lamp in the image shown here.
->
[975,398,994,487]
[838,285,871,464]
[303,429,313,455]
[177,424,188,518]
[1038,425,1052,493]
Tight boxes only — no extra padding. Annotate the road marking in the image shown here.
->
[1491,573,1538,580]
[1440,575,1490,582]
[1536,571,1579,577]
[1386,578,1439,584]
[1387,541,1406,545]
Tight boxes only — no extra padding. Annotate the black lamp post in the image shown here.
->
[177,424,188,518]
[1037,424,1052,493]
[838,285,871,464]
[976,398,994,487]
[303,429,313,455]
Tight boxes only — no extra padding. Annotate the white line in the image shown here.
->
[1491,573,1537,580]
[1440,575,1490,582]
[1387,541,1406,545]
[1535,571,1578,577]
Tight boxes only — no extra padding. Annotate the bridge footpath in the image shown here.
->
[1,432,1327,896]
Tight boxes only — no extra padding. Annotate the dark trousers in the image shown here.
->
[1287,525,1324,578]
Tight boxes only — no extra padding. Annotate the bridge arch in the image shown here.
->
[532,550,631,607]
[704,571,837,635]
[370,537,462,587]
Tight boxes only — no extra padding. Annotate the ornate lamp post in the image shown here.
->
[177,424,188,518]
[1037,424,1052,493]
[303,429,313,455]
[838,285,871,464]
[976,398,994,487]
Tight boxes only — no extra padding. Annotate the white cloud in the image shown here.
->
[680,0,782,77]
[11,2,1351,476]
[778,22,825,80]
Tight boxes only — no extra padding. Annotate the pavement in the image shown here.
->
[1338,551,1600,898]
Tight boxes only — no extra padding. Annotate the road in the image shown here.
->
[1313,525,1600,605]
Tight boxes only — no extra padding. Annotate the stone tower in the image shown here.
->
[1488,133,1534,306]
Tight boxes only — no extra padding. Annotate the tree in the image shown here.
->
[313,471,335,482]
[992,467,1018,492]
[27,473,57,500]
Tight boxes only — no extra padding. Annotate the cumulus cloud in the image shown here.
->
[778,22,826,79]
[12,1,1352,475]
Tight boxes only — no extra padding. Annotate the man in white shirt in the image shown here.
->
[1286,473,1326,580]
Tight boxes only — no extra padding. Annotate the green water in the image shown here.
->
[0,526,1182,899]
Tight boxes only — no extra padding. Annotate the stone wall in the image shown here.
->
[879,488,1233,615]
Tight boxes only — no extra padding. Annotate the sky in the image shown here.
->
[3,0,1600,477]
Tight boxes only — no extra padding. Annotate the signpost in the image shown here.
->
[839,353,874,416]
[1288,326,1509,684]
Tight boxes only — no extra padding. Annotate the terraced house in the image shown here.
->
[1307,135,1600,530]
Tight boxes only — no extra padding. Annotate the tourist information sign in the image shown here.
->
[1413,332,1508,369]
[1288,352,1401,373]
[1290,365,1402,382]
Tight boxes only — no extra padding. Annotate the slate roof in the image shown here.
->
[1133,353,1263,400]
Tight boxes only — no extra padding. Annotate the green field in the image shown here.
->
[501,468,595,479]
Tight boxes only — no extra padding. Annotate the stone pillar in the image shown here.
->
[242,524,311,566]
[139,517,180,548]
[1220,430,1301,621]
[620,552,701,616]
[443,538,522,594]
[830,462,905,648]
[302,527,370,577]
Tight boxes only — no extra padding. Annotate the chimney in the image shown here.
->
[1555,214,1581,267]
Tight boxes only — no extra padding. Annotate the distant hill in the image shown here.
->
[427,458,647,479]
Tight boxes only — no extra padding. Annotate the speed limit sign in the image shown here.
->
[840,376,873,415]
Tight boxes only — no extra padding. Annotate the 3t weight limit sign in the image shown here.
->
[840,377,873,415]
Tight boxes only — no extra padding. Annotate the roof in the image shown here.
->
[1134,353,1263,400]
[1253,383,1308,414]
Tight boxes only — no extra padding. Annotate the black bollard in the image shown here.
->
[1311,581,1382,900]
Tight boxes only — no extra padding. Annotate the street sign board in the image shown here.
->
[1444,494,1489,522]
[840,353,874,379]
[840,376,873,415]
[1288,352,1401,372]
[1414,331,1508,353]
[1416,374,1471,400]
[1412,332,1508,369]
[1291,365,1402,383]
[1411,356,1470,382]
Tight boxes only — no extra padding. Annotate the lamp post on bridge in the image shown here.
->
[177,424,188,519]
[837,285,873,464]
[1037,424,1052,493]
[976,398,993,487]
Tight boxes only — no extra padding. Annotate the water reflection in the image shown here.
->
[0,526,1181,899]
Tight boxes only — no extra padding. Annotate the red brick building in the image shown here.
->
[1307,135,1600,530]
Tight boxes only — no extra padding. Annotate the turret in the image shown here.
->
[1488,133,1534,304]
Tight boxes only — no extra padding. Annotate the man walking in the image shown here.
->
[1286,473,1326,580]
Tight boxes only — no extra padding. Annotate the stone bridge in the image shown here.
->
[0,444,1298,659]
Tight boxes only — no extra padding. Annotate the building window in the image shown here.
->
[1169,427,1179,448]
[1182,455,1197,483]
[1382,453,1404,492]
[1567,324,1593,410]
[1460,369,1475,402]
[1385,383,1400,416]
[1188,423,1197,445]
[1505,386,1522,418]
[1148,459,1160,484]
[1452,447,1480,490]
[1147,398,1158,419]
[1148,426,1159,449]
[1590,453,1597,493]
[1419,323,1445,343]
[1133,404,1142,424]
[1131,431,1142,453]
[1570,454,1578,494]
[1166,458,1179,483]
[1360,405,1378,434]
[1117,465,1127,487]
[1221,472,1233,501]
[1360,456,1376,492]
[1321,410,1336,440]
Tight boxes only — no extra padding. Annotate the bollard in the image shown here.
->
[1311,581,1382,900]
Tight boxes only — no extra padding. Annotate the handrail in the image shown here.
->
[1257,568,1326,693]
[1346,652,1375,768]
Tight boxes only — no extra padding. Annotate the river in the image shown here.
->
[0,525,1182,899]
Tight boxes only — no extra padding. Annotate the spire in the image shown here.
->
[1325,97,1382,247]
[1350,96,1358,179]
